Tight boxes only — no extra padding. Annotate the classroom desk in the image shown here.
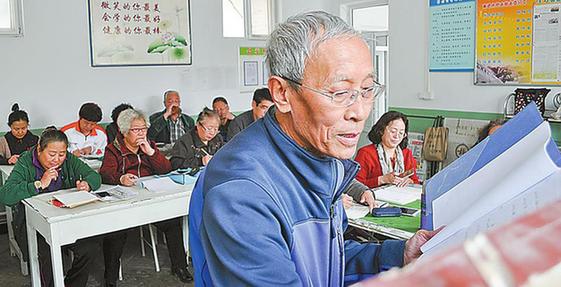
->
[0,164,28,275]
[23,182,192,287]
[347,185,422,241]
[1,158,101,277]
[0,164,13,183]
[348,200,421,240]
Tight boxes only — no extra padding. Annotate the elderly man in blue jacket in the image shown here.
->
[198,11,440,286]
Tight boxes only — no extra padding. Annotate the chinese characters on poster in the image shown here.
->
[88,0,192,66]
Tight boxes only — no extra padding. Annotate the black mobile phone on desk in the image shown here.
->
[399,207,420,217]
[371,207,402,217]
[95,191,111,198]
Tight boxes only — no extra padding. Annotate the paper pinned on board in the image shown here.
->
[374,185,422,205]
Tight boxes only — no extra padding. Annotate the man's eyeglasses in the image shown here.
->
[129,127,148,134]
[280,76,385,107]
[199,123,219,133]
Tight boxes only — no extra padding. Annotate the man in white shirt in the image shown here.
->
[61,102,107,157]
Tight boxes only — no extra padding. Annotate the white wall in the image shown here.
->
[5,0,527,135]
[388,0,560,114]
[279,0,338,20]
[0,0,283,132]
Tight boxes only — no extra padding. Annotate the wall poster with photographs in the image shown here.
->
[476,0,561,85]
[88,0,192,66]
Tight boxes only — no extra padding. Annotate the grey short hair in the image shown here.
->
[117,108,150,134]
[266,11,360,88]
[163,90,179,102]
[197,107,220,124]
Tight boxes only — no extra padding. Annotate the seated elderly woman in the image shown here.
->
[355,111,420,188]
[0,127,101,287]
[0,103,39,165]
[99,108,193,286]
[170,107,225,170]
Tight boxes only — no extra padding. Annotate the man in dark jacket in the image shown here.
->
[212,96,235,142]
[226,88,274,140]
[148,90,195,145]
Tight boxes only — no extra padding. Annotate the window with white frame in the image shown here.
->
[345,1,389,149]
[352,5,388,32]
[0,0,23,36]
[223,0,272,38]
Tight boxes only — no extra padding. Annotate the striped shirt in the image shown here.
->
[169,118,186,145]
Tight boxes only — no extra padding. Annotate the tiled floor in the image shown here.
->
[0,228,194,287]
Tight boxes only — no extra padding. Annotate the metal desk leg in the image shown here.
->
[183,215,189,257]
[6,206,16,256]
[6,205,28,275]
[50,238,65,287]
[26,224,41,287]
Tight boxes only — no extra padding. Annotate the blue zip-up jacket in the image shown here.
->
[200,109,406,286]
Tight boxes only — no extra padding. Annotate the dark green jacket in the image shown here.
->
[148,110,195,144]
[0,148,102,206]
[0,148,101,261]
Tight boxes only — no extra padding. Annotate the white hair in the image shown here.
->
[266,11,361,88]
[117,109,150,134]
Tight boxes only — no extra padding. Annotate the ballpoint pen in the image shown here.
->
[200,148,210,156]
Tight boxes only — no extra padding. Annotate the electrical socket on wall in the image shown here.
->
[417,91,435,100]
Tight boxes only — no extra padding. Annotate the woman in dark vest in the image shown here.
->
[0,103,39,165]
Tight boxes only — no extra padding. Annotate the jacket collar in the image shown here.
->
[5,131,33,144]
[70,120,99,136]
[113,133,148,157]
[190,128,206,148]
[262,108,360,198]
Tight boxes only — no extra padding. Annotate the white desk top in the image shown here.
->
[0,164,14,176]
[24,183,193,224]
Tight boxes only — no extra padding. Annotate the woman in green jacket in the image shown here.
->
[0,127,101,287]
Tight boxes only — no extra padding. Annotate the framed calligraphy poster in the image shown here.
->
[88,0,192,66]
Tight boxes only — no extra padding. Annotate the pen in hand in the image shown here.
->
[200,148,210,156]
[76,175,88,191]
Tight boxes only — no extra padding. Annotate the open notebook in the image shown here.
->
[374,185,422,205]
[52,192,99,208]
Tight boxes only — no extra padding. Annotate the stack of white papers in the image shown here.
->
[374,186,422,205]
[345,203,371,219]
[93,186,138,202]
[139,177,184,192]
[420,104,561,256]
